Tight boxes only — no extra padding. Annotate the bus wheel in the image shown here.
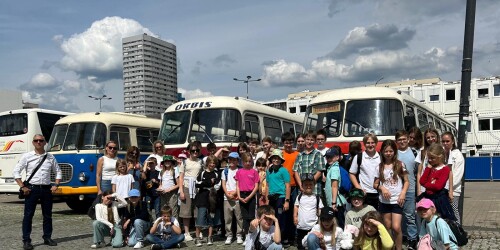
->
[65,197,92,213]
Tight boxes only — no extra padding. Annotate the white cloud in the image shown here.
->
[27,73,58,89]
[59,16,156,80]
[178,88,213,100]
[260,59,319,87]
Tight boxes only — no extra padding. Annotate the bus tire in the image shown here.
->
[65,197,92,213]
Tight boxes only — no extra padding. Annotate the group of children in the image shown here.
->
[94,126,464,250]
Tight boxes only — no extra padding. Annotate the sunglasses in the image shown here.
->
[108,146,118,150]
[155,146,163,149]
[33,139,45,143]
[190,149,200,153]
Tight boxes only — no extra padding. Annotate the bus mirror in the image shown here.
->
[470,149,475,156]
[404,115,416,131]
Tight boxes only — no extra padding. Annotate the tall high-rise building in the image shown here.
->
[123,33,177,118]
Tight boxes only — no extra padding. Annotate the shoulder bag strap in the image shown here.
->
[26,154,48,184]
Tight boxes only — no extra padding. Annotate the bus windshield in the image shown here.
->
[0,113,28,137]
[190,109,242,143]
[305,101,345,137]
[344,99,403,136]
[159,111,191,145]
[48,123,107,151]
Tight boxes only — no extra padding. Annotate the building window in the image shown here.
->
[494,84,500,96]
[289,107,296,114]
[446,89,455,101]
[478,88,489,98]
[299,105,307,113]
[429,95,439,101]
[493,118,500,130]
[478,119,490,131]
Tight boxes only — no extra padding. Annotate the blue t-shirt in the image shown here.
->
[419,216,458,250]
[325,162,347,206]
[398,148,417,193]
[266,165,290,198]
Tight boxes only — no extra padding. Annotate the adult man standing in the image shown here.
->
[13,134,61,250]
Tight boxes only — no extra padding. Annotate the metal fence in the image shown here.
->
[465,156,500,181]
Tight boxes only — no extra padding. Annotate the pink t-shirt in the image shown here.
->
[235,168,259,192]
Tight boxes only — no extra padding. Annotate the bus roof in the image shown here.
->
[0,108,73,116]
[165,96,304,122]
[55,112,161,127]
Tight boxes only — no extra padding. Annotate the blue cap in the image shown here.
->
[228,152,240,159]
[324,148,340,157]
[128,189,141,197]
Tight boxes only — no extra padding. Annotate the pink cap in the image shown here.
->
[416,198,435,209]
[178,153,187,159]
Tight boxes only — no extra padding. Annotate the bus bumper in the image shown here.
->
[53,186,98,196]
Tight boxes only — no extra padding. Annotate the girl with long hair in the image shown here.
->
[353,211,394,250]
[373,140,409,250]
[126,146,142,190]
[91,190,127,248]
[111,159,134,199]
[416,128,440,195]
[303,207,343,250]
[442,132,464,223]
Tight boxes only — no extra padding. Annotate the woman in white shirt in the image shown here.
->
[96,141,119,194]
[91,190,127,248]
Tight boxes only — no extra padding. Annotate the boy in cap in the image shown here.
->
[266,149,291,241]
[123,189,151,248]
[323,147,348,229]
[293,176,323,249]
[344,188,376,230]
[221,152,243,244]
[416,198,459,250]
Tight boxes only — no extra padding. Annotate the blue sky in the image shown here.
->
[1,0,500,112]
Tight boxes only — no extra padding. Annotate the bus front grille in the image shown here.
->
[51,163,73,183]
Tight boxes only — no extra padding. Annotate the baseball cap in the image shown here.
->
[324,148,340,157]
[177,153,187,159]
[320,206,336,220]
[416,198,435,209]
[128,189,141,197]
[349,188,365,200]
[228,152,240,159]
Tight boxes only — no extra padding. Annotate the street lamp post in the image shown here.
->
[88,95,112,112]
[233,75,261,99]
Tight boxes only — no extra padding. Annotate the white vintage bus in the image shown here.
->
[47,112,161,211]
[158,96,304,156]
[0,108,72,192]
[303,87,457,153]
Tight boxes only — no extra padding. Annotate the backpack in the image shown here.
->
[417,234,446,250]
[87,194,102,220]
[436,218,468,247]
[297,193,320,212]
[338,166,352,196]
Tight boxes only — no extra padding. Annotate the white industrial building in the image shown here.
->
[263,76,500,155]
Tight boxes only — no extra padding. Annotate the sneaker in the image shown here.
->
[150,244,162,250]
[200,231,203,238]
[90,242,106,249]
[408,239,417,250]
[133,241,144,249]
[184,233,193,241]
[207,236,214,245]
[225,236,233,245]
[195,238,203,247]
[236,235,244,244]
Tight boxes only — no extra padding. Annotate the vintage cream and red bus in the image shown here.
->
[158,96,304,156]
[303,87,457,153]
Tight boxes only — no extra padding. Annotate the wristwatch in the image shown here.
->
[285,198,290,202]
[332,202,337,206]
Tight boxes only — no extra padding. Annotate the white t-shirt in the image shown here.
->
[245,225,275,250]
[221,167,238,201]
[301,224,343,250]
[375,164,407,204]
[153,217,180,239]
[160,167,180,190]
[294,194,324,230]
[448,149,464,196]
[349,151,381,194]
[111,174,135,199]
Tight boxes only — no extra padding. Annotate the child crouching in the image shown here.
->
[302,207,343,250]
[146,206,185,250]
[245,205,282,250]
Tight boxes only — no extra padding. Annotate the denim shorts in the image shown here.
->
[195,207,214,227]
[379,202,403,214]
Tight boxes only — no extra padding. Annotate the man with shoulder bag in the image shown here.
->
[13,134,62,250]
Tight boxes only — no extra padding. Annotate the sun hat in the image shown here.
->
[416,198,435,209]
[349,188,365,200]
[128,189,141,197]
[269,149,285,162]
[162,155,177,164]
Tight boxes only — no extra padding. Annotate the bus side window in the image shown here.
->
[244,114,260,143]
[283,121,294,135]
[137,128,158,152]
[417,109,429,131]
[263,117,282,146]
[110,126,131,151]
[404,105,416,131]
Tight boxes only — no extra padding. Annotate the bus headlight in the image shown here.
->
[78,172,88,182]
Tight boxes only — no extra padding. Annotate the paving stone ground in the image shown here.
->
[0,182,498,250]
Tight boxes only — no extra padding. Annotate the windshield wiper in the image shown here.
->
[167,122,184,137]
[197,125,213,144]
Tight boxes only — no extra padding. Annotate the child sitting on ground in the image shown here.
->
[245,205,282,250]
[146,205,185,250]
[344,188,376,230]
[302,206,343,250]
[416,198,458,250]
[353,211,394,250]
